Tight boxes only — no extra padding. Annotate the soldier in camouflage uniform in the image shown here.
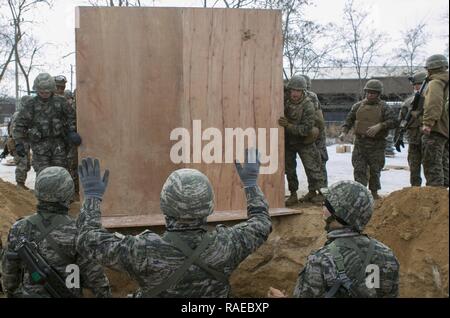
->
[63,88,79,197]
[12,73,81,177]
[269,180,399,298]
[421,54,449,187]
[398,71,427,186]
[76,150,272,298]
[279,75,325,205]
[340,80,397,199]
[1,166,111,298]
[54,75,67,97]
[302,74,329,187]
[0,96,33,190]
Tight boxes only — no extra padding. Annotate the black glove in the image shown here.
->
[0,151,7,159]
[234,148,260,188]
[15,143,26,157]
[78,158,110,200]
[68,131,82,146]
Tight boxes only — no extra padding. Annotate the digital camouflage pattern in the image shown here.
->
[321,180,374,232]
[33,73,56,92]
[399,92,426,186]
[287,75,307,91]
[342,99,397,192]
[422,133,449,186]
[35,167,74,207]
[307,90,329,186]
[284,95,325,192]
[76,185,272,298]
[160,169,214,220]
[364,79,383,94]
[2,209,112,298]
[8,111,31,184]
[293,228,400,298]
[425,54,449,70]
[12,94,76,176]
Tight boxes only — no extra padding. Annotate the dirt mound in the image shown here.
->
[0,178,37,243]
[366,186,449,298]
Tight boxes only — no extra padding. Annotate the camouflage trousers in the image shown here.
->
[285,142,325,192]
[315,130,329,187]
[31,139,68,177]
[408,142,423,187]
[13,143,31,184]
[67,145,79,194]
[422,132,449,187]
[352,137,386,192]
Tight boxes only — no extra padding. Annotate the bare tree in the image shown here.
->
[7,0,53,95]
[0,13,17,83]
[88,0,146,6]
[337,0,385,99]
[394,22,428,76]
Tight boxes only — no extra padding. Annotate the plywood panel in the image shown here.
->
[76,7,294,227]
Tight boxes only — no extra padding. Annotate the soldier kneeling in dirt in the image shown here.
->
[75,149,272,297]
[268,180,400,298]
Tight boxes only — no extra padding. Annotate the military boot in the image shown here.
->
[16,182,29,190]
[299,191,317,203]
[285,192,298,206]
[371,191,380,200]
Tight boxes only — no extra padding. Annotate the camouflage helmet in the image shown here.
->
[18,95,33,112]
[301,74,312,90]
[409,71,427,85]
[35,167,74,207]
[64,90,74,99]
[33,73,56,92]
[54,75,67,86]
[425,54,449,70]
[322,180,374,232]
[160,169,214,219]
[364,79,383,94]
[287,75,307,91]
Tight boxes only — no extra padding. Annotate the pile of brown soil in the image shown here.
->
[366,186,449,298]
[0,178,37,243]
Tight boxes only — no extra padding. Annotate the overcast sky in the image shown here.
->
[1,0,448,96]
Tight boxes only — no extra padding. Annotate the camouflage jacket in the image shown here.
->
[284,96,316,144]
[2,204,111,298]
[423,71,449,138]
[76,186,272,298]
[306,91,321,111]
[12,95,76,146]
[293,228,399,298]
[399,94,425,144]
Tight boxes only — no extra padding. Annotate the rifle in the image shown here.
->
[8,239,77,298]
[394,77,429,152]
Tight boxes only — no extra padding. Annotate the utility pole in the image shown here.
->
[70,64,74,92]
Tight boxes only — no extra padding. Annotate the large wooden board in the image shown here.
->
[76,7,294,227]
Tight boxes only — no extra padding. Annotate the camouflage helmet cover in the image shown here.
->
[287,75,307,91]
[35,167,74,207]
[409,71,427,85]
[160,169,214,219]
[425,54,449,70]
[54,75,67,86]
[33,73,56,92]
[364,79,383,94]
[322,180,374,232]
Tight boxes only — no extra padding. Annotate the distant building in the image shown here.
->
[311,77,411,123]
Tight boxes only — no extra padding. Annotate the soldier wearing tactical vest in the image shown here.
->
[0,95,33,190]
[302,74,329,187]
[397,71,427,186]
[75,150,272,298]
[279,75,325,206]
[12,73,82,178]
[1,167,111,298]
[339,79,397,199]
[268,180,399,298]
[421,54,449,187]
